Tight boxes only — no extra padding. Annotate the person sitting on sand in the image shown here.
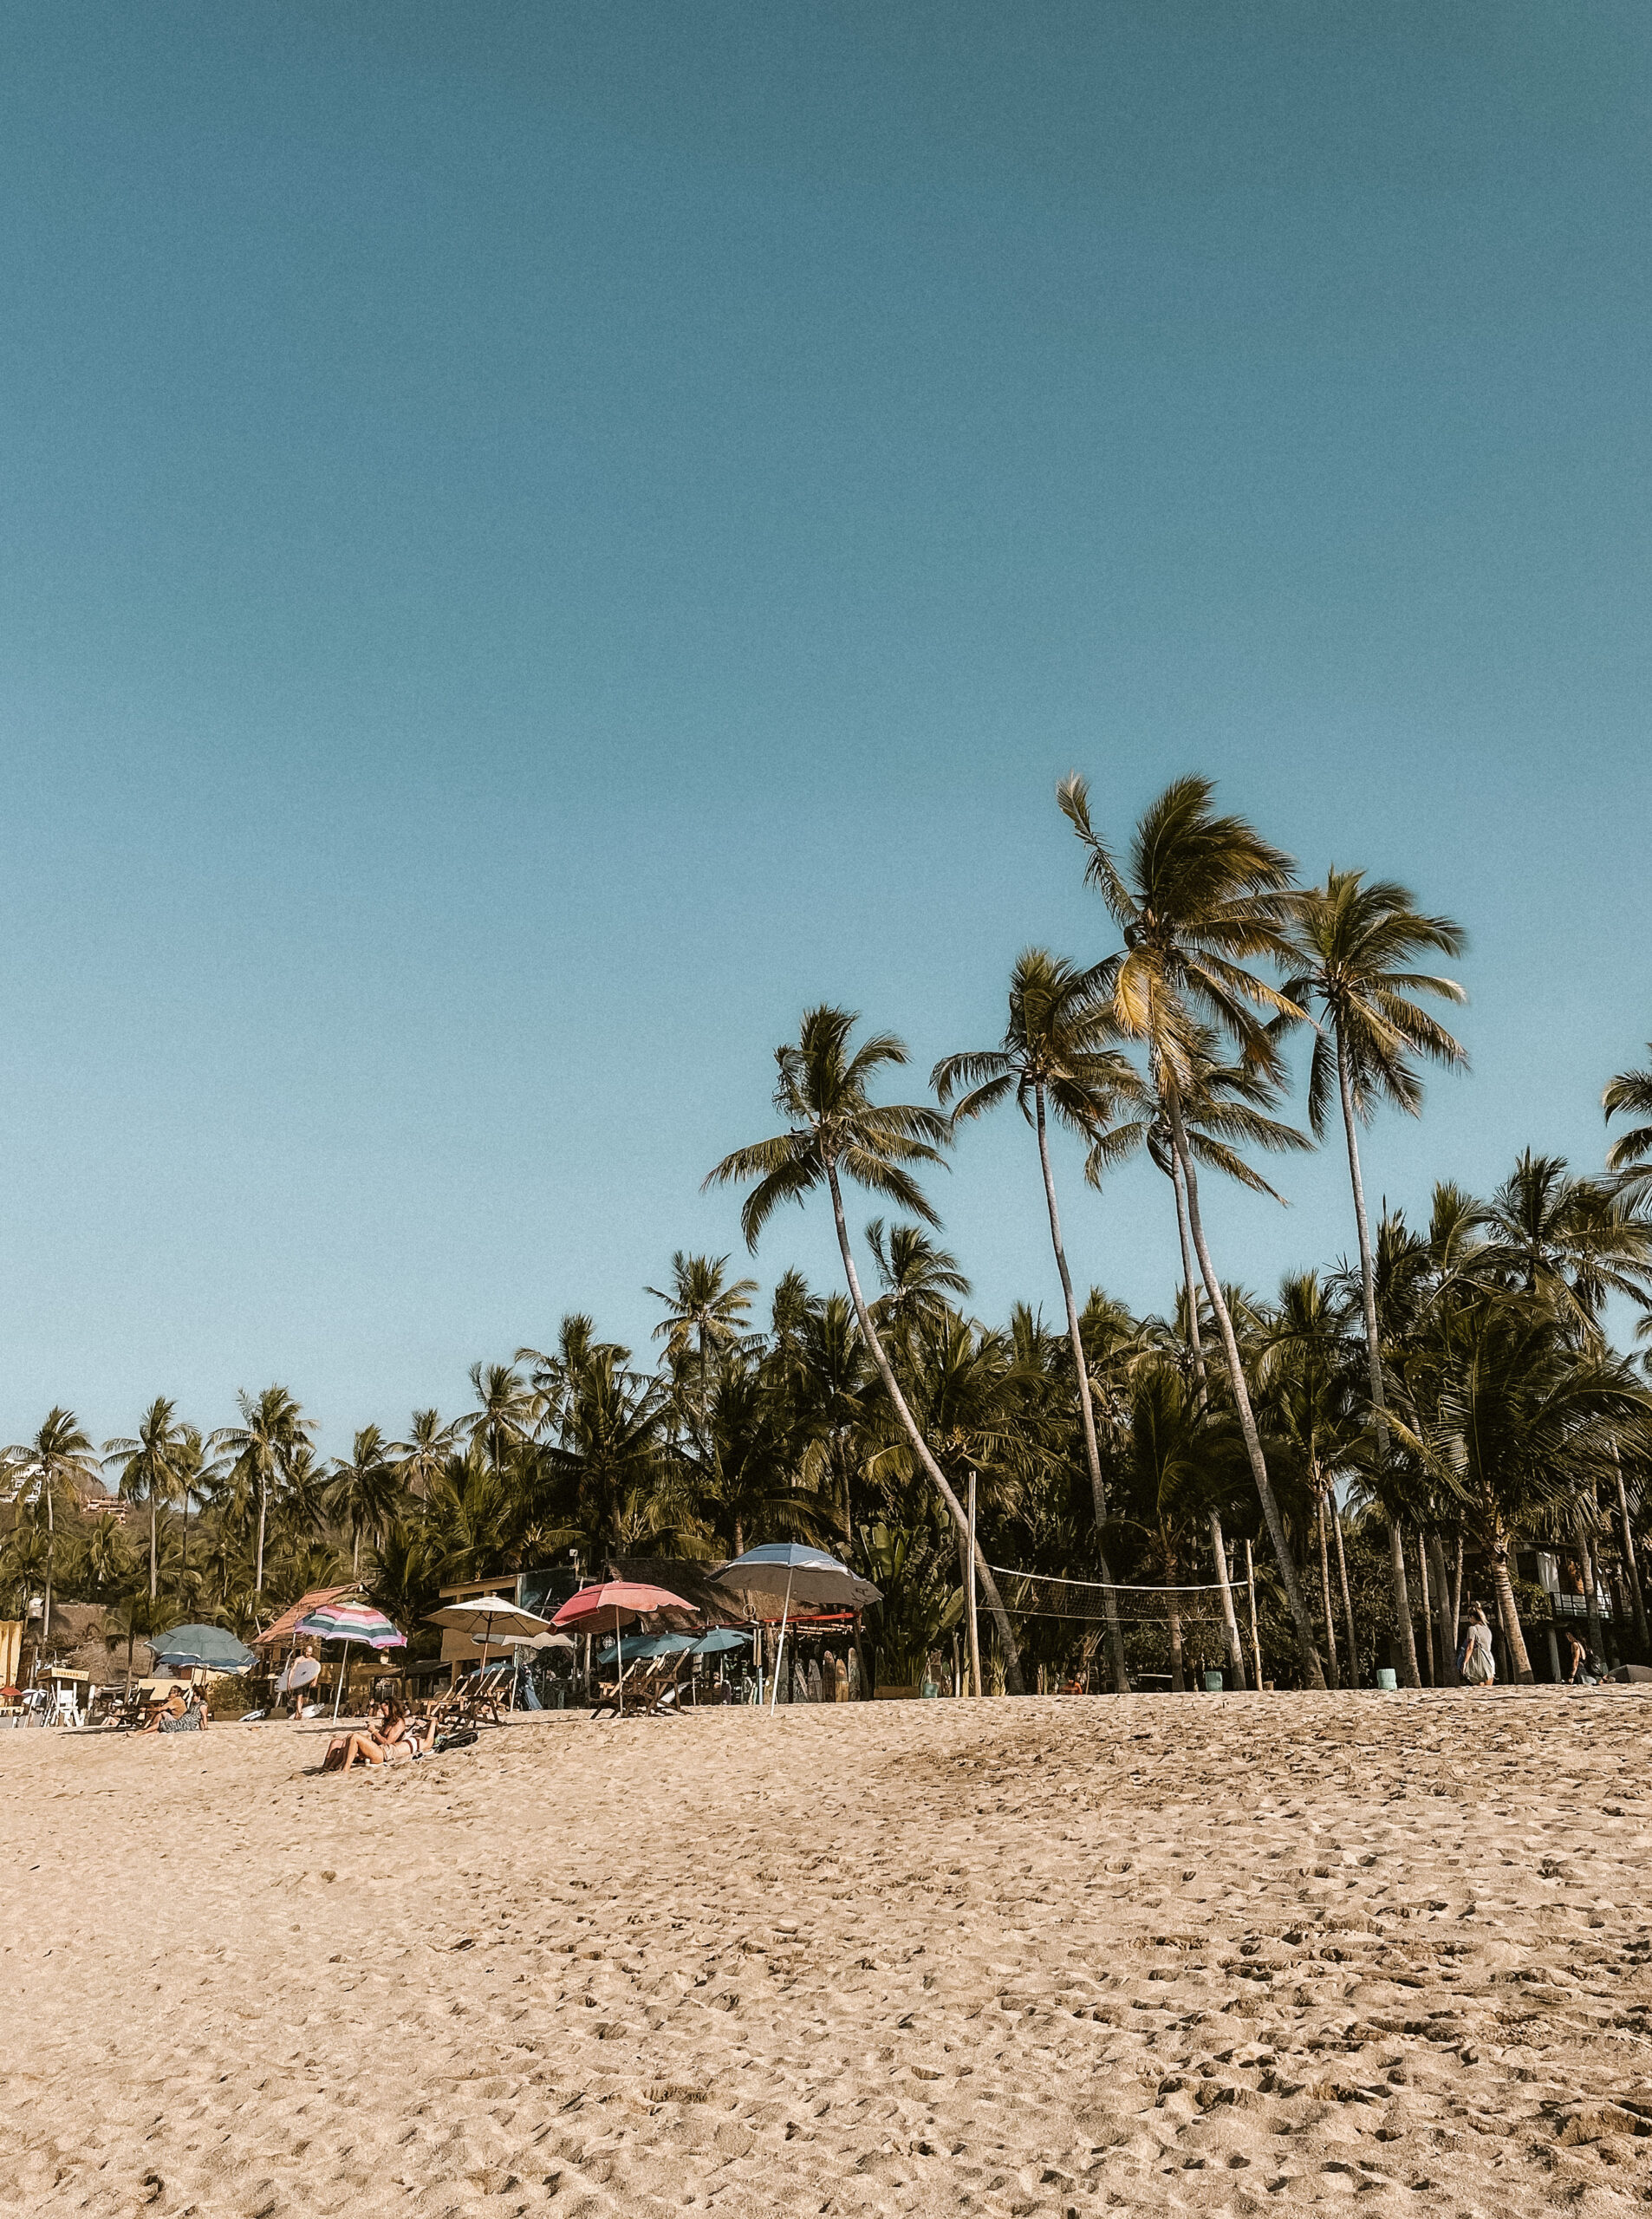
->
[140,1683,207,1734]
[324,1695,413,1773]
[1459,1606,1495,1688]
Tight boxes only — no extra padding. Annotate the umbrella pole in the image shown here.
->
[616,1607,623,1719]
[332,1637,349,1722]
[769,1570,794,1716]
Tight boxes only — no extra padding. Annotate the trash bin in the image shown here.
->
[1203,1670,1224,1692]
[1376,1667,1398,1690]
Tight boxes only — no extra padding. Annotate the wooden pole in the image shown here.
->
[1245,1539,1264,1692]
[966,1468,982,1698]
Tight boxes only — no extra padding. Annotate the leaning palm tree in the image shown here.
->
[705,1005,1027,1691]
[934,947,1143,1692]
[103,1397,189,1603]
[3,1409,102,1642]
[210,1385,311,1597]
[1285,868,1467,1687]
[1058,772,1326,1686]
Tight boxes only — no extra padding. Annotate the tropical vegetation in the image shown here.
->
[4,776,1651,1694]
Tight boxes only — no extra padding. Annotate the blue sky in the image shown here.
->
[2,3,1649,1455]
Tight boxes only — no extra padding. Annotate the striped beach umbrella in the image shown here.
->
[295,1600,406,1720]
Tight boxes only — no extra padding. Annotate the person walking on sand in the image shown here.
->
[1458,1606,1495,1689]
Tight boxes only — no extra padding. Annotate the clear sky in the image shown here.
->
[3,3,1649,1457]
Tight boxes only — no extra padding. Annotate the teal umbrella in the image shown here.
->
[151,1624,257,1673]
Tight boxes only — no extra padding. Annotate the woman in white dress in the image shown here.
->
[1459,1606,1495,1688]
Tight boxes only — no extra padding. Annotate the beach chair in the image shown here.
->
[433,1662,511,1729]
[589,1652,685,1720]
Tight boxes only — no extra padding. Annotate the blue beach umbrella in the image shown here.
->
[150,1624,257,1674]
[689,1628,751,1656]
[714,1545,881,1714]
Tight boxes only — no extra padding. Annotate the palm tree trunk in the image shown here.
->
[42,1480,55,1645]
[1415,1532,1435,1684]
[256,1468,267,1596]
[1428,1530,1459,1686]
[150,1493,159,1604]
[1167,1577,1184,1692]
[1333,1026,1421,1688]
[1452,1532,1464,1645]
[1209,1508,1246,1688]
[826,1160,1025,1693]
[1331,1500,1358,1682]
[1579,1519,1605,1668]
[1171,1155,1207,1401]
[1611,1449,1648,1654]
[1035,1089,1129,1693]
[1165,1095,1326,1688]
[1316,1487,1340,1688]
[1489,1531,1535,1682]
[1244,1536,1265,1689]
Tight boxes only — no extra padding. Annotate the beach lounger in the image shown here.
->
[589,1652,686,1720]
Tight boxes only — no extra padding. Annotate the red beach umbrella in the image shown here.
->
[552,1583,692,1717]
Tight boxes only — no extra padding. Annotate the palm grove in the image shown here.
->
[6,778,1652,1694]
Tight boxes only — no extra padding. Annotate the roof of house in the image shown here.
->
[251,1584,363,1649]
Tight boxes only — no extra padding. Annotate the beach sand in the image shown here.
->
[3,1691,1650,2217]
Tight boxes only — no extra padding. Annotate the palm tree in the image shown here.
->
[647,1253,758,1389]
[1257,1273,1363,1686]
[865,1221,973,1342]
[103,1398,189,1603]
[466,1363,537,1478]
[934,948,1143,1691]
[1603,1044,1652,1200]
[1476,1151,1652,1327]
[210,1385,311,1598]
[1284,869,1467,1688]
[391,1409,462,1514]
[328,1424,401,1575]
[3,1409,101,1643]
[705,1005,1027,1691]
[1058,772,1326,1687]
[1390,1292,1648,1680]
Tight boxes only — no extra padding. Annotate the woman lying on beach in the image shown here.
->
[322,1696,413,1773]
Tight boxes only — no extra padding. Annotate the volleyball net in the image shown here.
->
[984,1562,1240,1631]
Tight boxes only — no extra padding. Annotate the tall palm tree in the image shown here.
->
[934,947,1143,1692]
[103,1397,189,1603]
[1058,772,1327,1687]
[210,1385,311,1598]
[327,1424,401,1575]
[1284,868,1467,1687]
[705,1005,1027,1691]
[3,1409,101,1642]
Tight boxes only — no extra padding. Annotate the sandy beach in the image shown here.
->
[4,1693,1651,2218]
